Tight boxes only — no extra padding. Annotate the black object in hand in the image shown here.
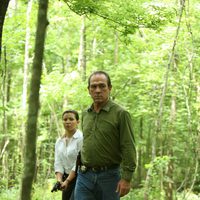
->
[51,181,61,192]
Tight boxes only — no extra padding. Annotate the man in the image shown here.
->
[75,71,136,200]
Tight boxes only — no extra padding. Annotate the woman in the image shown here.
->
[54,110,83,200]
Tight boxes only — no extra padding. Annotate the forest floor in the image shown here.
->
[0,186,199,200]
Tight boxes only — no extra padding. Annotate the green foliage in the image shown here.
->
[1,0,200,198]
[143,156,172,200]
[145,156,171,171]
[0,188,19,200]
[63,0,176,35]
[63,0,98,15]
[32,182,62,200]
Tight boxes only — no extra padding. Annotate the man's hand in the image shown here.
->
[116,179,131,197]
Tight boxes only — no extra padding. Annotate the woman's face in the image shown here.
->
[62,112,79,132]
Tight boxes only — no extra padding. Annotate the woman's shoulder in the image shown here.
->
[55,136,64,144]
[74,129,83,139]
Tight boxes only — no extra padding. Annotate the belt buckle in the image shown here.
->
[92,166,106,172]
[80,165,87,173]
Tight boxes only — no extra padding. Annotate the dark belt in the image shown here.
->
[80,164,119,173]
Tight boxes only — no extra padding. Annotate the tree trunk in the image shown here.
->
[20,0,33,163]
[0,46,10,160]
[164,53,178,200]
[0,0,10,60]
[77,15,86,81]
[20,0,49,199]
[1,46,8,137]
[144,2,185,199]
[22,0,32,110]
[197,84,200,159]
[114,31,118,65]
[136,117,143,186]
[165,95,176,200]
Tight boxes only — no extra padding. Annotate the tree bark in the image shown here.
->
[0,46,11,159]
[20,0,49,199]
[114,31,118,65]
[22,0,32,110]
[1,46,7,137]
[77,15,86,81]
[165,81,176,200]
[0,0,10,60]
[136,117,143,186]
[20,0,33,164]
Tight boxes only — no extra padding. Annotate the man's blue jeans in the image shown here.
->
[74,167,120,200]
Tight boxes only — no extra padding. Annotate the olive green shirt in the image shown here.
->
[81,100,136,181]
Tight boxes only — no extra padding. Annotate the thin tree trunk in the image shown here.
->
[143,2,185,199]
[0,30,11,190]
[91,19,97,57]
[20,0,49,199]
[136,117,143,186]
[2,46,7,136]
[20,0,33,163]
[185,83,200,196]
[77,15,86,81]
[48,103,62,137]
[1,46,11,159]
[165,89,176,200]
[164,53,178,200]
[22,0,32,110]
[114,31,118,65]
[143,135,156,200]
[165,96,176,200]
[197,84,200,160]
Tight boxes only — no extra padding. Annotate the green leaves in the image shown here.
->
[63,0,98,15]
[63,0,177,35]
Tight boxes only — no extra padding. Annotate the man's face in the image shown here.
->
[88,74,112,104]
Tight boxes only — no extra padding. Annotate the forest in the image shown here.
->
[0,0,200,199]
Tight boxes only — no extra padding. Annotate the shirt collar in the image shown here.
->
[61,129,80,139]
[87,99,113,112]
[73,129,81,139]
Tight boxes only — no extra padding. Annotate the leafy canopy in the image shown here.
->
[63,0,176,34]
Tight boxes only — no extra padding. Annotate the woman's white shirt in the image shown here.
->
[54,129,83,174]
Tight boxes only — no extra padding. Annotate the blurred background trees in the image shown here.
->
[0,0,200,199]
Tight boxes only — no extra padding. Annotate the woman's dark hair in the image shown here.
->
[88,71,112,88]
[62,110,79,120]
